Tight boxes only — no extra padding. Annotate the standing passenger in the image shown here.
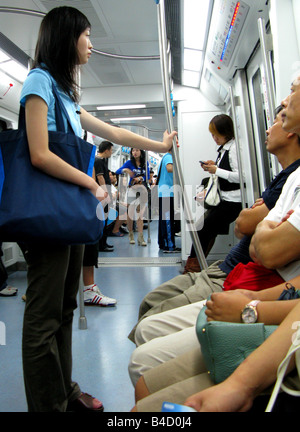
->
[82,141,117,307]
[157,151,179,253]
[116,148,149,246]
[95,140,115,252]
[21,6,176,412]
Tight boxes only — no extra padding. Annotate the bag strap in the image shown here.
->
[18,70,76,136]
[215,146,224,164]
[205,175,220,196]
[50,80,76,135]
[265,327,300,412]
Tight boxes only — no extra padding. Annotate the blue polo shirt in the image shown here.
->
[158,153,173,198]
[20,68,82,137]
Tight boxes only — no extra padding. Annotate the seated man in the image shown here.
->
[131,67,300,410]
[128,108,300,343]
[128,114,300,385]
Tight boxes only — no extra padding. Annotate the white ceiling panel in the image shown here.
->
[0,0,167,135]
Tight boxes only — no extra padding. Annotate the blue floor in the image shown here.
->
[0,221,181,412]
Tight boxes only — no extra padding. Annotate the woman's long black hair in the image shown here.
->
[130,148,146,169]
[32,6,91,102]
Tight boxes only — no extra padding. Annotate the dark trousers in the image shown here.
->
[99,205,109,250]
[158,196,175,251]
[22,244,84,411]
[191,200,242,257]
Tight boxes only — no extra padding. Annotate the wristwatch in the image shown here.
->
[241,300,261,323]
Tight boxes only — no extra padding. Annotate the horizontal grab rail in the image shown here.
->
[0,7,160,61]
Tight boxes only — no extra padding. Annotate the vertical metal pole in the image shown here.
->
[78,271,87,329]
[156,0,207,269]
[77,67,88,330]
[145,150,151,243]
[143,125,151,242]
[229,87,246,209]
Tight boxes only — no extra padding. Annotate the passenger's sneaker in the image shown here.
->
[0,286,18,296]
[163,247,181,254]
[83,284,117,307]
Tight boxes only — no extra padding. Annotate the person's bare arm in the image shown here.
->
[80,108,177,153]
[234,199,269,239]
[250,218,300,268]
[166,163,173,173]
[185,300,300,412]
[205,290,300,325]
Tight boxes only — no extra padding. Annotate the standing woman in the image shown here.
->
[21,6,176,412]
[184,114,242,273]
[116,148,150,246]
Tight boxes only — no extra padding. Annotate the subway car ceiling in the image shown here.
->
[1,1,299,141]
[0,0,271,135]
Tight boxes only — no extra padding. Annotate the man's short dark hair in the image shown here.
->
[98,140,113,153]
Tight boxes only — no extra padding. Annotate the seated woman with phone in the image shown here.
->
[185,114,242,273]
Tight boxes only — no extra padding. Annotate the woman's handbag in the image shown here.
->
[204,174,220,208]
[0,80,104,245]
[196,303,278,384]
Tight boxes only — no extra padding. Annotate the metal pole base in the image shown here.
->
[78,316,88,330]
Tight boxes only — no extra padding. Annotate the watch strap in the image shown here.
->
[248,300,261,308]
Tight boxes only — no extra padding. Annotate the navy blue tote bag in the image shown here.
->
[0,79,104,245]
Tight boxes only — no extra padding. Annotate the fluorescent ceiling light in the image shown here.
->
[184,0,210,50]
[184,49,203,72]
[182,70,200,88]
[111,116,152,122]
[0,60,28,82]
[97,104,146,110]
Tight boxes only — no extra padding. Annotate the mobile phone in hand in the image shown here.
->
[162,401,197,412]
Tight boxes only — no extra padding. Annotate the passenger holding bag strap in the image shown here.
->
[0,72,105,245]
[12,6,177,413]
